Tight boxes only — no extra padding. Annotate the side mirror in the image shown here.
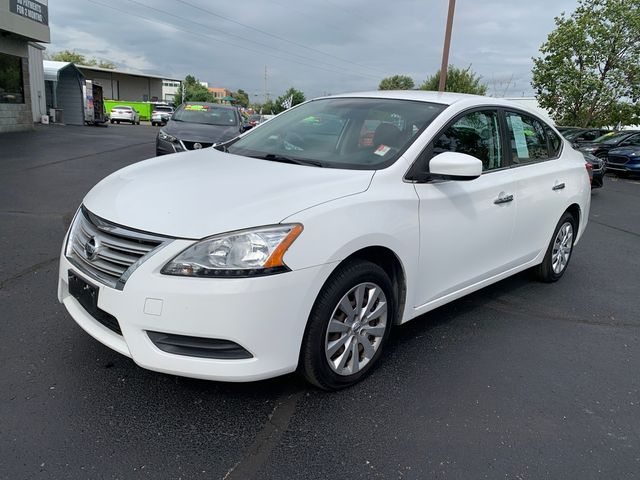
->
[429,151,482,181]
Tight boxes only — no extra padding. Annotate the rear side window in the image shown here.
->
[505,112,549,163]
[432,110,504,171]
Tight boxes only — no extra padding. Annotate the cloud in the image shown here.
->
[47,0,579,98]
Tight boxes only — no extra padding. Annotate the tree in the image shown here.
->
[233,89,250,108]
[48,50,116,69]
[175,75,216,104]
[532,0,640,127]
[378,75,415,90]
[272,87,306,114]
[419,65,487,95]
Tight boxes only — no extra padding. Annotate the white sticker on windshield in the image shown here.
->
[510,115,530,158]
[374,144,391,156]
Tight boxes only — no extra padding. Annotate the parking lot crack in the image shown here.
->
[589,219,640,238]
[223,390,303,480]
[0,257,59,289]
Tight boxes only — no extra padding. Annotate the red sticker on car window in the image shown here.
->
[374,144,391,156]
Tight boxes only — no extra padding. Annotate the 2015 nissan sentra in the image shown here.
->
[58,91,591,390]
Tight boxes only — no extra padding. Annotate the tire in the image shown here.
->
[300,259,395,390]
[110,120,114,124]
[534,211,577,283]
[116,120,120,124]
[136,120,140,125]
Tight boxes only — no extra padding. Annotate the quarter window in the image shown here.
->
[505,112,549,163]
[431,110,503,171]
[546,126,562,157]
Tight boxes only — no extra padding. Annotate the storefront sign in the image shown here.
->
[9,0,49,26]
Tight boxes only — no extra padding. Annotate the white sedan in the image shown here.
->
[58,91,590,389]
[109,105,140,125]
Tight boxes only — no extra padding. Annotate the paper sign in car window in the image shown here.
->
[185,105,209,111]
[510,115,529,158]
[374,144,391,156]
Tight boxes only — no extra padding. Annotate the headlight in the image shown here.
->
[581,146,597,152]
[161,224,303,277]
[158,130,177,142]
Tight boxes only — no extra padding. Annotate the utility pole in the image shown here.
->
[438,0,456,92]
[264,66,268,104]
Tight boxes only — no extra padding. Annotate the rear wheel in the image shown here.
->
[300,259,394,390]
[116,120,120,124]
[534,211,576,282]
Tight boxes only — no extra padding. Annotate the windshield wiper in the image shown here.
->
[250,153,324,167]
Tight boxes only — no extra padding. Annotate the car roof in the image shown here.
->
[325,90,515,106]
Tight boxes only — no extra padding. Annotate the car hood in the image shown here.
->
[608,146,639,156]
[83,149,374,238]
[162,120,238,143]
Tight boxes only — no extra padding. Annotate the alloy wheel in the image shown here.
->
[324,282,388,376]
[551,222,573,274]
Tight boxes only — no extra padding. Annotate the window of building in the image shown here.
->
[0,53,24,104]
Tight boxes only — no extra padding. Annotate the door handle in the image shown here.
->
[552,183,565,191]
[494,193,514,205]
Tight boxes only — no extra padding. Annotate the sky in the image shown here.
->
[48,0,580,101]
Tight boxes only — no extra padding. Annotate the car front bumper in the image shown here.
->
[58,239,335,382]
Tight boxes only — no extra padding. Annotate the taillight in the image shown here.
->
[585,162,593,183]
[110,109,116,113]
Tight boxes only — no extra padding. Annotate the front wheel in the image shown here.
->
[534,211,576,282]
[300,259,395,390]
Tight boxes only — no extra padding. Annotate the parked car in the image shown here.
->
[556,126,582,135]
[578,130,640,159]
[563,128,611,146]
[606,143,640,177]
[156,102,247,155]
[109,105,140,125]
[59,92,590,389]
[582,152,605,188]
[151,106,174,126]
[246,114,263,128]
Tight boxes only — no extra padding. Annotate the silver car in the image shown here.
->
[151,106,174,126]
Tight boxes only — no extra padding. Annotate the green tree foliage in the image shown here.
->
[233,89,250,108]
[175,75,217,104]
[378,75,415,90]
[532,0,640,127]
[419,65,487,95]
[267,87,306,114]
[48,50,116,69]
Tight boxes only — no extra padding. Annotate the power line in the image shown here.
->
[86,0,379,82]
[124,0,380,80]
[172,0,387,76]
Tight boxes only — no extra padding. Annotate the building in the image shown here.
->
[208,87,232,101]
[76,65,181,103]
[504,97,555,125]
[162,79,180,102]
[0,0,50,132]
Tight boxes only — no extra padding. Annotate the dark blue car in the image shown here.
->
[607,143,640,176]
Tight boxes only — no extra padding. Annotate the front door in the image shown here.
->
[412,109,517,308]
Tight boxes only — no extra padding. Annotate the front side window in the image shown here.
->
[431,110,504,171]
[226,98,445,169]
[0,53,24,104]
[505,111,549,163]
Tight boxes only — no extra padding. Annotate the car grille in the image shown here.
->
[66,207,169,289]
[607,155,629,166]
[181,141,214,150]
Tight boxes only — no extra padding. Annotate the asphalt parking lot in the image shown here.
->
[1,124,639,479]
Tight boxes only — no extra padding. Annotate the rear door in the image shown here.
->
[412,108,517,307]
[503,110,569,263]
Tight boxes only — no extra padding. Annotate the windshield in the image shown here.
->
[173,104,237,126]
[155,106,173,112]
[593,132,629,144]
[114,106,131,110]
[226,97,445,169]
